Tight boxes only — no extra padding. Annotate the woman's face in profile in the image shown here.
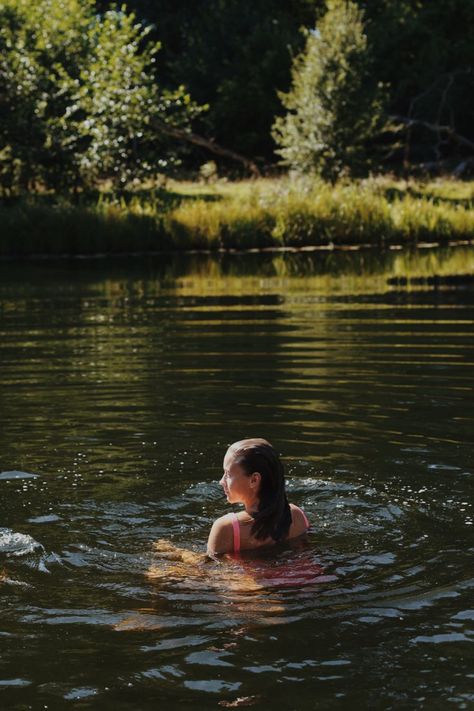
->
[220,449,254,505]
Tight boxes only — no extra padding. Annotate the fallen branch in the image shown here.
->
[152,120,261,177]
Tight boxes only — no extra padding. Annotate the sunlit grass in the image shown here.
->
[163,176,474,249]
[0,176,473,255]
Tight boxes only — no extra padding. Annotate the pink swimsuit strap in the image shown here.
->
[230,512,241,553]
[299,507,310,529]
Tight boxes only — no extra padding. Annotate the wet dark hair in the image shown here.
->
[228,438,292,542]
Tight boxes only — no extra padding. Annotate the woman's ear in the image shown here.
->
[250,471,261,488]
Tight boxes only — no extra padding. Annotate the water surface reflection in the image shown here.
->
[0,247,473,709]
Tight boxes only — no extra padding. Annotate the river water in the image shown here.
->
[0,247,473,710]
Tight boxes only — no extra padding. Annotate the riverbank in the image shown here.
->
[1,177,473,256]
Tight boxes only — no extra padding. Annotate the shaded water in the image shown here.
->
[0,247,473,710]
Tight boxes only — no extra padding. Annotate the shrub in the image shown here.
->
[272,0,384,181]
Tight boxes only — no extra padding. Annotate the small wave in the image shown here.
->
[0,470,39,481]
[0,678,32,688]
[27,514,61,524]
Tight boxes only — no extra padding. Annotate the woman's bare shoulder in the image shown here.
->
[207,513,234,555]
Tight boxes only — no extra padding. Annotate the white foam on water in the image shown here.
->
[0,528,43,556]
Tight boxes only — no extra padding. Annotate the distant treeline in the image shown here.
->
[1,0,473,195]
[96,0,474,171]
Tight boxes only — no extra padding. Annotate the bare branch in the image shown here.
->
[152,120,261,177]
[403,70,472,165]
[389,115,474,153]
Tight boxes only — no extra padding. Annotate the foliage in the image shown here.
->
[0,0,199,194]
[96,0,323,161]
[272,0,384,180]
[95,0,474,172]
[1,0,473,189]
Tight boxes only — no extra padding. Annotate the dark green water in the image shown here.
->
[1,248,473,710]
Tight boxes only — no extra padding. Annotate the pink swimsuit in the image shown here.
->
[229,507,310,553]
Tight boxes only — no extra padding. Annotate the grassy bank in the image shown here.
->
[1,177,473,256]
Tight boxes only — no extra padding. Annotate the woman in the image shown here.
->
[207,438,310,556]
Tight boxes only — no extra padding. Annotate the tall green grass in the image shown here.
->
[0,177,473,256]
[162,178,474,249]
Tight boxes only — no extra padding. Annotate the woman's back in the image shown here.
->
[210,503,309,555]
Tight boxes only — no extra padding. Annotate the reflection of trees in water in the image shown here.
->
[0,244,472,484]
[173,247,474,294]
[0,245,472,299]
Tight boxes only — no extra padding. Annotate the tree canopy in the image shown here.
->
[114,0,474,172]
[1,0,473,188]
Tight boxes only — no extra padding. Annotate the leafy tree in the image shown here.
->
[0,0,198,193]
[272,0,383,180]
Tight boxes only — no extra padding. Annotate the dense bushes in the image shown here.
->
[0,0,199,195]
